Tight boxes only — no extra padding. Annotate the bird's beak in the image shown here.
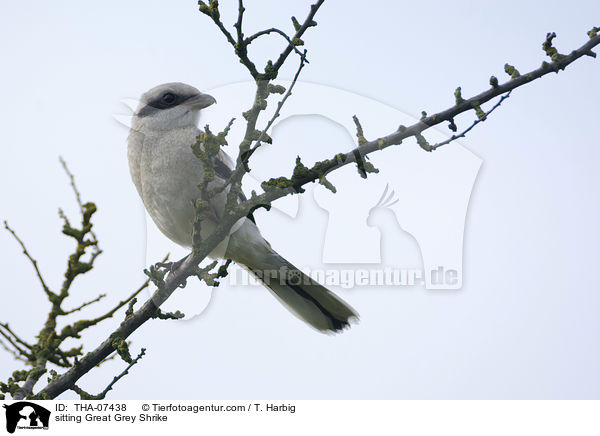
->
[186,92,216,110]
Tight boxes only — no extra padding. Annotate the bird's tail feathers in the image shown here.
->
[244,249,359,333]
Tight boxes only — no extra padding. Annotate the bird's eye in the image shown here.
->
[162,92,176,104]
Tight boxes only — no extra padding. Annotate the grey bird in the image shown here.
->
[128,82,358,333]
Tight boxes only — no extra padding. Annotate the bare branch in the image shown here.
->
[0,339,29,364]
[430,91,512,149]
[198,0,259,77]
[14,363,46,400]
[60,294,107,316]
[257,32,600,201]
[3,221,56,301]
[238,50,308,166]
[245,28,307,59]
[71,348,145,400]
[57,279,150,340]
[234,0,245,43]
[38,258,228,398]
[95,349,120,368]
[59,157,84,215]
[0,329,33,362]
[0,323,33,351]
[59,157,101,249]
[271,0,323,73]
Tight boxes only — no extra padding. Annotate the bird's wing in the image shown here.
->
[213,155,234,180]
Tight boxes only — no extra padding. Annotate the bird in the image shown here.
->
[127,82,358,333]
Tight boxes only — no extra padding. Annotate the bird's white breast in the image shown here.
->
[128,125,217,247]
[127,121,268,263]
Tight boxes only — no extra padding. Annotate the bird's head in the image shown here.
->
[133,82,216,131]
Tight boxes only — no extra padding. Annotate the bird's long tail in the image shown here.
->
[243,246,358,333]
[225,219,358,333]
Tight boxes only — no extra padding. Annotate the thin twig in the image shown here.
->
[0,330,33,361]
[0,338,29,364]
[59,157,84,215]
[95,349,121,368]
[245,28,307,59]
[431,91,512,149]
[3,221,56,300]
[271,0,324,72]
[198,0,258,77]
[234,0,245,43]
[57,280,150,340]
[59,157,100,249]
[245,50,308,161]
[71,348,145,400]
[0,323,33,350]
[60,294,107,316]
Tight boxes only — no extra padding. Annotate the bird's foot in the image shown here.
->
[154,255,187,275]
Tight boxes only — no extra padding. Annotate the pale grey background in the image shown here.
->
[0,0,599,399]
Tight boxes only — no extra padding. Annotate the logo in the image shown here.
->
[2,402,50,434]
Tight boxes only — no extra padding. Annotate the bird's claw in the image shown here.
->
[154,257,186,275]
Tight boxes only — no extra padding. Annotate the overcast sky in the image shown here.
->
[1,0,599,399]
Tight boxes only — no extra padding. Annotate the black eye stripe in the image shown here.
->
[148,93,183,109]
[136,92,195,117]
